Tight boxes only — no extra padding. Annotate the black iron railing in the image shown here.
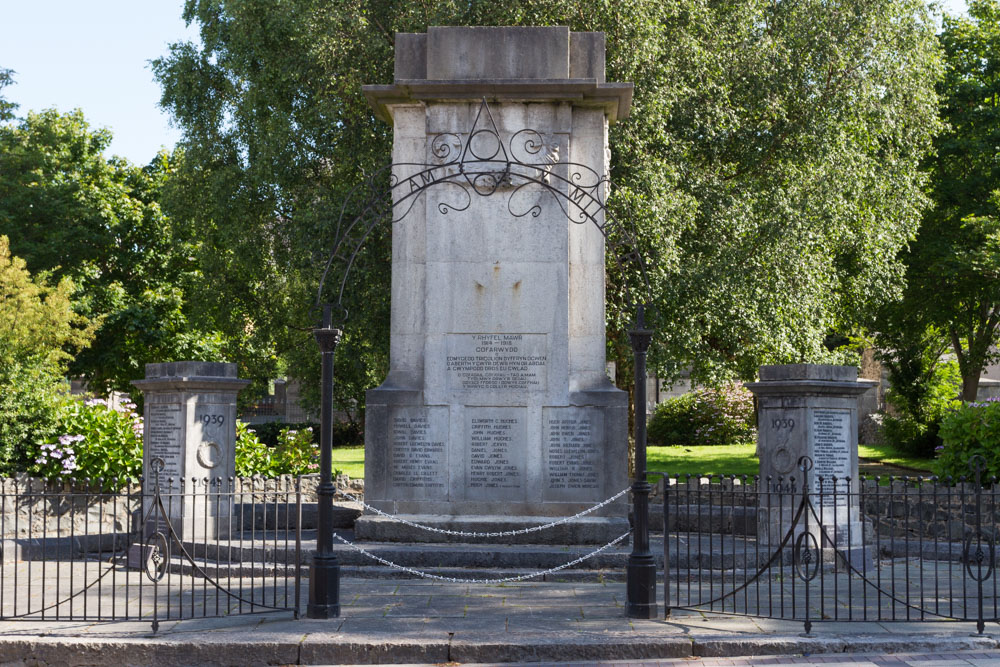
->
[0,465,302,631]
[663,455,999,634]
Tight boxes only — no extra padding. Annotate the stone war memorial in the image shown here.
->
[355,27,634,544]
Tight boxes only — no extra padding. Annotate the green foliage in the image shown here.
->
[26,398,143,488]
[889,0,1000,402]
[248,420,362,449]
[0,110,230,398]
[878,348,962,458]
[937,399,1000,479]
[0,362,67,474]
[0,236,94,472]
[647,384,756,447]
[235,422,319,476]
[0,68,16,122]
[235,420,272,477]
[154,0,942,413]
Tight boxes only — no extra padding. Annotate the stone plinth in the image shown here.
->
[357,27,632,544]
[132,362,249,540]
[746,365,876,558]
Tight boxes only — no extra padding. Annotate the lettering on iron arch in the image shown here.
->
[405,166,449,193]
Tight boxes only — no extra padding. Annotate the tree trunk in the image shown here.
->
[962,371,981,403]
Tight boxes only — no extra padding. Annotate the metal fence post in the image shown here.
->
[308,304,342,619]
[626,304,657,618]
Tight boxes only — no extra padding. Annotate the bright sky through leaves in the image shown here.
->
[0,0,970,166]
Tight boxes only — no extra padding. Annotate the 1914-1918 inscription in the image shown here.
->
[544,407,603,501]
[466,407,526,501]
[146,402,182,487]
[446,334,547,391]
[811,408,851,503]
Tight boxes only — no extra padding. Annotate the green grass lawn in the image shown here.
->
[648,444,759,477]
[331,446,365,479]
[330,442,934,481]
[857,443,933,472]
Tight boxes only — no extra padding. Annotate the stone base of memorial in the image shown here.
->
[133,362,249,541]
[358,383,629,545]
[746,365,876,568]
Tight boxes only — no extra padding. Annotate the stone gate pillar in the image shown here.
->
[746,364,876,558]
[133,361,249,540]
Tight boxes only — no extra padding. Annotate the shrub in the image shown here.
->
[248,420,361,448]
[879,359,961,458]
[0,360,67,473]
[27,397,143,488]
[647,383,756,447]
[235,420,272,477]
[236,422,319,476]
[936,398,1000,479]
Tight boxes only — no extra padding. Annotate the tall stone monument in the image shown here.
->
[746,365,876,559]
[133,362,249,540]
[357,27,633,543]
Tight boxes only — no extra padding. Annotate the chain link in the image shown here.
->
[333,530,631,584]
[334,486,630,539]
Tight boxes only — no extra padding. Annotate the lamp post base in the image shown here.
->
[307,553,341,619]
[625,556,658,619]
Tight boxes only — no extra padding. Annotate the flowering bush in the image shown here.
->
[936,398,1000,479]
[28,397,143,488]
[647,383,757,447]
[235,422,319,476]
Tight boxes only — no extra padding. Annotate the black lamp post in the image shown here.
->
[626,303,657,618]
[308,304,342,618]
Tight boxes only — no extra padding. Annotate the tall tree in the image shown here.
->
[0,108,228,396]
[154,0,941,415]
[900,0,1000,402]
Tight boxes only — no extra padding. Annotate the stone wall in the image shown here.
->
[651,476,997,541]
[0,474,364,540]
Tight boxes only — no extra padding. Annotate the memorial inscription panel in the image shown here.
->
[389,406,449,498]
[543,407,603,501]
[446,334,547,391]
[810,408,851,503]
[465,407,527,501]
[146,401,183,486]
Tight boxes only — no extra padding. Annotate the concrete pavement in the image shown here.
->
[1,578,999,666]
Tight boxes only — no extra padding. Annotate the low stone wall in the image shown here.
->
[648,476,996,541]
[0,474,365,540]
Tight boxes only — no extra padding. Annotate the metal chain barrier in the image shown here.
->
[333,486,630,539]
[333,530,631,583]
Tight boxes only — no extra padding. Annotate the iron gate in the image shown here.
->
[0,461,302,631]
[664,455,999,633]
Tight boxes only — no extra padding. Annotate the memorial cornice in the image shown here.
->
[363,79,633,124]
[131,377,251,392]
[744,379,878,397]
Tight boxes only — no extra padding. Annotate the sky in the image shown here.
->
[0,0,974,166]
[0,1,199,164]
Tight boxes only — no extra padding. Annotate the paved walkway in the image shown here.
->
[1,577,1000,666]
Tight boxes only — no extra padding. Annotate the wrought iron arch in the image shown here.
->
[315,98,651,328]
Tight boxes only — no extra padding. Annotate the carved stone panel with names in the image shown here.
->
[465,407,527,501]
[146,401,183,489]
[388,406,449,500]
[543,407,603,501]
[810,408,851,504]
